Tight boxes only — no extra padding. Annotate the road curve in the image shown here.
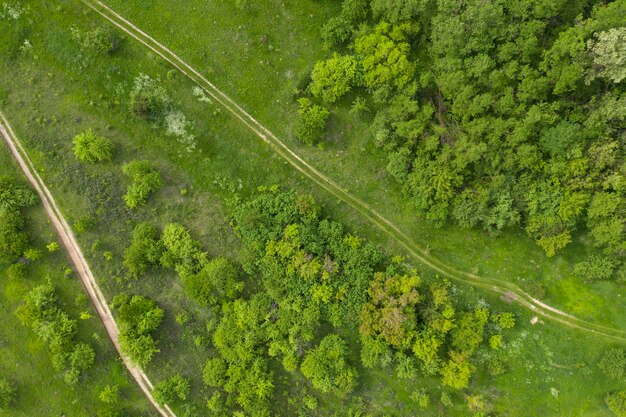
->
[0,110,177,417]
[81,0,626,343]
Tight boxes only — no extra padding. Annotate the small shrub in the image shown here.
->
[164,111,196,152]
[605,391,626,417]
[71,26,120,55]
[72,129,114,163]
[494,312,516,329]
[410,388,430,409]
[46,242,60,252]
[489,335,503,350]
[0,378,16,408]
[23,247,42,261]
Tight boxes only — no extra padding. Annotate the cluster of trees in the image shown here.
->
[15,283,96,386]
[123,221,242,305]
[112,293,163,367]
[227,189,514,411]
[120,189,517,414]
[0,176,37,267]
[306,0,626,271]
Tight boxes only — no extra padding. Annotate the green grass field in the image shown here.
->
[0,1,624,416]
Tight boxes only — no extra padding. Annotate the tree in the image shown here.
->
[152,374,190,405]
[440,354,473,390]
[353,22,415,90]
[370,0,423,23]
[123,222,163,278]
[309,53,358,104]
[605,391,626,417]
[183,257,242,306]
[112,293,163,367]
[0,209,29,265]
[301,334,357,396]
[294,98,329,145]
[122,160,162,209]
[574,256,618,280]
[588,27,626,84]
[0,378,16,408]
[159,223,206,276]
[599,349,625,379]
[359,271,420,347]
[72,129,114,163]
[68,342,95,372]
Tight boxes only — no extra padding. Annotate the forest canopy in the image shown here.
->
[305,0,626,265]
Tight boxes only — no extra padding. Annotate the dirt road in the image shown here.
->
[82,0,626,342]
[0,110,177,417]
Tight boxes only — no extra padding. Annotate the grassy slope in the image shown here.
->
[0,1,623,415]
[0,147,153,416]
[100,0,626,329]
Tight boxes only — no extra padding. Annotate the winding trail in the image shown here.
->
[0,110,177,417]
[80,0,626,343]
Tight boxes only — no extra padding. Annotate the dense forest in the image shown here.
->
[297,0,626,278]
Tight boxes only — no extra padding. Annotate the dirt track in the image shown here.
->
[82,0,626,342]
[0,111,177,417]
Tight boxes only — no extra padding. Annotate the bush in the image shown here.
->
[152,374,190,405]
[573,256,618,280]
[129,74,171,118]
[0,176,37,210]
[410,388,430,409]
[0,209,29,265]
[72,129,114,163]
[121,161,162,209]
[294,98,329,145]
[71,26,120,55]
[599,349,626,379]
[0,378,16,408]
[99,384,120,404]
[605,391,626,417]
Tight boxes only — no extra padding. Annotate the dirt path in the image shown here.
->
[81,0,626,343]
[0,111,177,417]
